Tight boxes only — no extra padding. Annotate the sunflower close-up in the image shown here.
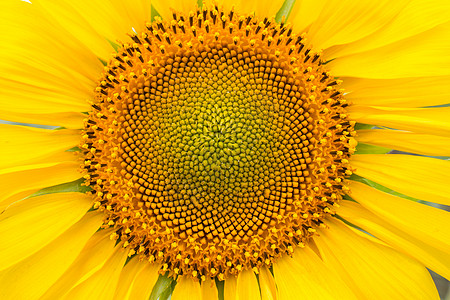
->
[1,0,450,299]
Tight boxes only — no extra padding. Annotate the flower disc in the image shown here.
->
[81,6,356,280]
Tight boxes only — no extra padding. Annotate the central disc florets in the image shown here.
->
[81,6,356,280]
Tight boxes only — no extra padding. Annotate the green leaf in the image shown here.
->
[354,143,391,154]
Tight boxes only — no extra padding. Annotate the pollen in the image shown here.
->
[81,5,356,280]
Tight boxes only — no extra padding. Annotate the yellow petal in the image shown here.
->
[0,148,78,177]
[0,211,102,299]
[349,181,450,254]
[273,252,335,299]
[127,262,160,300]
[0,111,85,130]
[343,76,450,108]
[252,0,286,20]
[351,154,450,206]
[0,192,92,271]
[272,246,357,299]
[0,153,81,211]
[63,245,127,300]
[0,190,32,214]
[291,246,358,299]
[329,21,450,78]
[224,275,238,300]
[0,125,79,169]
[349,106,450,137]
[306,0,409,50]
[236,269,261,300]
[259,267,277,300]
[31,1,112,59]
[210,0,285,20]
[0,1,101,118]
[339,200,450,280]
[289,0,327,33]
[356,129,450,157]
[326,0,450,58]
[35,0,151,59]
[107,0,153,35]
[314,218,439,299]
[0,78,89,115]
[0,0,100,83]
[201,278,219,300]
[113,257,146,300]
[153,0,198,21]
[172,276,202,300]
[41,228,116,300]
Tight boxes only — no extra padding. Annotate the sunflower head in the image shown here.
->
[81,4,356,280]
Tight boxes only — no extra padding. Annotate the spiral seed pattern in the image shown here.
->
[81,5,356,280]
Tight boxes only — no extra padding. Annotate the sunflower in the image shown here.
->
[1,0,450,299]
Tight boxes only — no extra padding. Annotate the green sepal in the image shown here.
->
[31,178,91,198]
[151,5,162,22]
[354,123,374,130]
[354,143,391,154]
[349,174,420,202]
[108,39,121,52]
[98,57,108,66]
[215,279,225,300]
[275,0,296,23]
[149,274,176,300]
